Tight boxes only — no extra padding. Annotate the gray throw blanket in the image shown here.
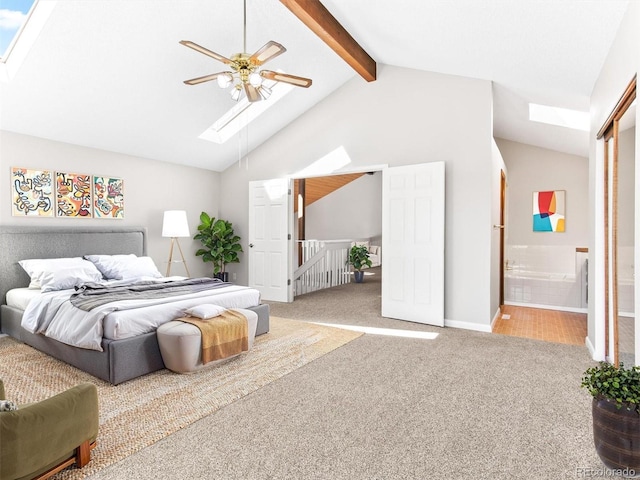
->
[71,277,231,311]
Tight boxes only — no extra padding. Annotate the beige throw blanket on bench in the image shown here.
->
[176,309,249,363]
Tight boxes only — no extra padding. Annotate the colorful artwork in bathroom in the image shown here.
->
[533,190,565,232]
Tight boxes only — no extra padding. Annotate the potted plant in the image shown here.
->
[348,244,372,283]
[581,361,640,472]
[193,211,242,281]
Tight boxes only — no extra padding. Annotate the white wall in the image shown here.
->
[496,138,589,247]
[305,172,382,241]
[588,0,640,361]
[219,64,495,329]
[0,130,220,278]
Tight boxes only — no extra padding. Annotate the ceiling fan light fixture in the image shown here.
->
[249,72,262,87]
[230,84,242,101]
[258,85,271,100]
[217,72,233,88]
[180,0,311,103]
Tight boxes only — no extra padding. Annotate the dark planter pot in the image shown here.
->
[592,396,640,474]
[354,271,365,283]
[214,272,229,282]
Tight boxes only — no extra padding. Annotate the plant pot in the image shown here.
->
[592,396,640,473]
[354,271,364,283]
[214,272,229,282]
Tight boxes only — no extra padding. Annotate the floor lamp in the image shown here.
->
[162,210,191,277]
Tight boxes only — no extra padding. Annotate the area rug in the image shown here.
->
[0,317,362,479]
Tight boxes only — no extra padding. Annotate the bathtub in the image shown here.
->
[506,271,573,281]
[504,270,584,311]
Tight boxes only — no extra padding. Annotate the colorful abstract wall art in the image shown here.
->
[56,172,92,218]
[11,167,54,217]
[93,176,124,219]
[533,190,565,232]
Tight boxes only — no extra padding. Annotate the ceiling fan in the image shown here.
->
[180,0,312,103]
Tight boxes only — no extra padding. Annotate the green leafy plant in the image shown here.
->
[193,212,242,275]
[581,362,640,412]
[348,244,372,272]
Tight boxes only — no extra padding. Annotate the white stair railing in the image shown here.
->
[294,240,352,296]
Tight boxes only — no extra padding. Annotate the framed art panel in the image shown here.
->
[56,172,92,218]
[533,190,565,232]
[11,167,54,217]
[93,176,124,219]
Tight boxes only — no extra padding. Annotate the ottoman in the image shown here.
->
[157,308,258,373]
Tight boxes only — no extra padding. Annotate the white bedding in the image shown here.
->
[16,280,261,351]
[6,288,41,311]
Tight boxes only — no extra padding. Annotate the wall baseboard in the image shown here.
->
[491,308,502,330]
[585,336,602,361]
[504,301,587,314]
[444,318,492,333]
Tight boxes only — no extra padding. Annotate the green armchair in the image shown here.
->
[0,379,99,480]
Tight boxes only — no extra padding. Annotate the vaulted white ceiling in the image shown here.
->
[0,0,630,171]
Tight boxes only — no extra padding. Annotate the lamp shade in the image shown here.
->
[162,210,190,238]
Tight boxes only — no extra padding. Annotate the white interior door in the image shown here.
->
[382,162,445,326]
[248,179,293,302]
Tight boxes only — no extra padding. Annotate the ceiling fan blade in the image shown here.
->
[244,83,262,103]
[179,40,233,65]
[249,41,286,65]
[183,72,230,85]
[260,70,312,88]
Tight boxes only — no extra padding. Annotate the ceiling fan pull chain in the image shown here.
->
[245,122,250,170]
[238,124,242,169]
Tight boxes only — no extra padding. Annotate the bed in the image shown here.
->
[0,226,269,385]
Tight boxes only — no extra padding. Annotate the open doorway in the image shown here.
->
[493,139,589,345]
[250,163,446,328]
[293,170,383,295]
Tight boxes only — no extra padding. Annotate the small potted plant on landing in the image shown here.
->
[581,361,640,473]
[193,211,242,282]
[348,244,372,283]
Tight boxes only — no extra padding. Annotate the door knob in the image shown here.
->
[249,243,254,248]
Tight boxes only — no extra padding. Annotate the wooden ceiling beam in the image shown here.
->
[279,0,376,82]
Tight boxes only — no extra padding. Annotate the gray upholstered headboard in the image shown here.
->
[0,226,147,305]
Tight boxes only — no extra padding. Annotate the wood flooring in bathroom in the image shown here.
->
[493,305,587,346]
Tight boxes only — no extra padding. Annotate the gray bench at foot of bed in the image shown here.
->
[0,303,269,385]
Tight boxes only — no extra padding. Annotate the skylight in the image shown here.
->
[0,0,37,61]
[529,103,590,132]
[199,78,293,144]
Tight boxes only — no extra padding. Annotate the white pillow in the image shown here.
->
[19,257,90,289]
[185,304,227,319]
[83,254,137,279]
[40,264,104,292]
[84,254,163,280]
[117,256,163,281]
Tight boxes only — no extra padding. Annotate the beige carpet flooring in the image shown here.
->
[73,268,606,480]
[0,317,361,479]
[6,268,607,479]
